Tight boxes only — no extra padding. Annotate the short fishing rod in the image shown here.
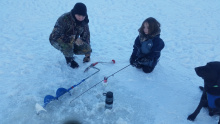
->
[69,64,131,103]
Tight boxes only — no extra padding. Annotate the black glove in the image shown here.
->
[130,57,135,65]
[137,57,153,67]
[130,56,138,65]
[130,57,142,68]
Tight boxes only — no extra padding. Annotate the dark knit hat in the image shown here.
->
[72,3,87,16]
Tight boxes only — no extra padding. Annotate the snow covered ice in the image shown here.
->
[1,0,220,124]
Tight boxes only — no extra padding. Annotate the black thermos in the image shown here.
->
[104,91,113,109]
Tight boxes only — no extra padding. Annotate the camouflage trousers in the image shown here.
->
[50,40,92,57]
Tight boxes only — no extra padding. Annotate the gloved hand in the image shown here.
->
[69,35,75,44]
[137,57,153,66]
[130,57,136,65]
[130,57,142,68]
[75,38,84,46]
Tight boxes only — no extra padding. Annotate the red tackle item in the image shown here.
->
[112,60,116,64]
[104,77,108,83]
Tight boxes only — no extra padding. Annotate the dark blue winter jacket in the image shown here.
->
[131,34,165,67]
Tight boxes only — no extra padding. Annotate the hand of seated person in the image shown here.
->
[75,38,84,46]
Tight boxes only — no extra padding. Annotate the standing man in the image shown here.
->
[49,2,92,69]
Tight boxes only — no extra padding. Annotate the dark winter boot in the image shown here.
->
[65,57,79,68]
[83,54,90,63]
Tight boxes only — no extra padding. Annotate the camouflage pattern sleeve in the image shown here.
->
[49,15,72,43]
[80,24,90,44]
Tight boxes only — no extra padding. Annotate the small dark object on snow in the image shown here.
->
[63,120,81,124]
[103,91,113,109]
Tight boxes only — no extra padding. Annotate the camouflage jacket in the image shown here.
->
[49,12,90,44]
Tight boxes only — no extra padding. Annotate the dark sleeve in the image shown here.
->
[49,15,72,43]
[146,38,165,60]
[80,24,90,44]
[130,36,141,60]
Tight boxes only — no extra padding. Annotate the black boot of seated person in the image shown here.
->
[65,57,79,68]
[83,56,90,63]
